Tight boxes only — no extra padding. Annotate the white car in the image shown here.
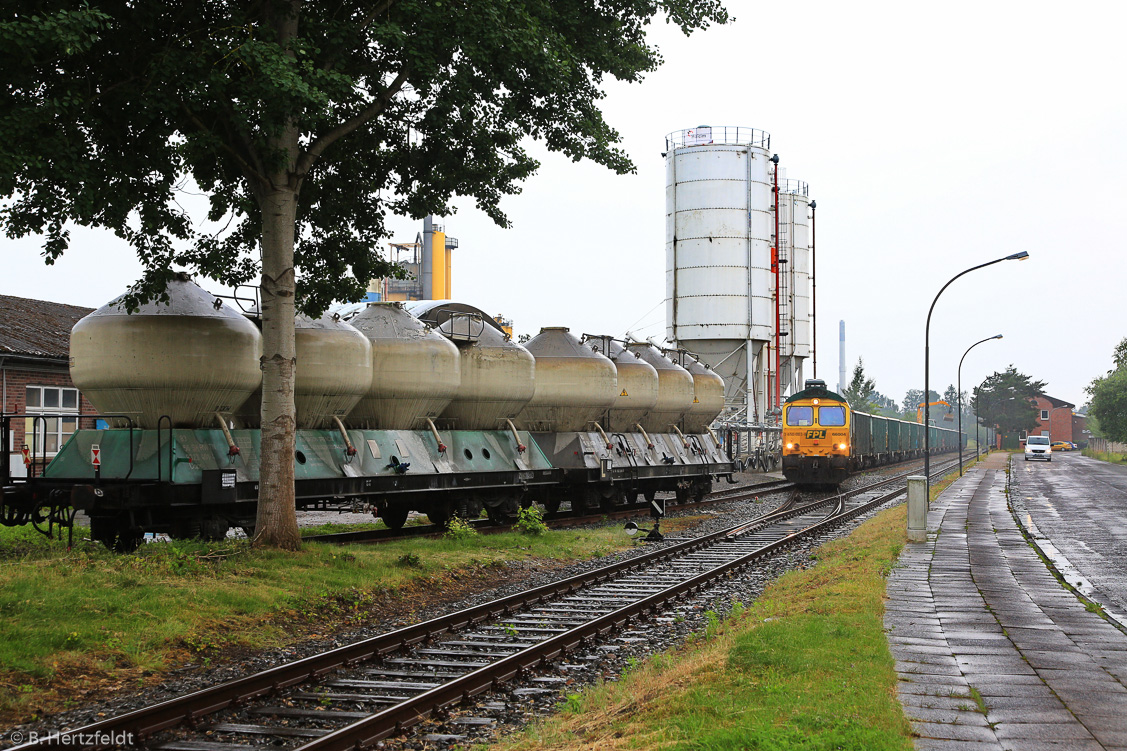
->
[1025,435,1052,461]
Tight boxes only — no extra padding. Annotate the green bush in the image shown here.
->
[512,505,548,536]
[444,516,478,542]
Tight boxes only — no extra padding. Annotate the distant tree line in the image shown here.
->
[838,358,1045,438]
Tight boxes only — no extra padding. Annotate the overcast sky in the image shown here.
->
[4,0,1124,409]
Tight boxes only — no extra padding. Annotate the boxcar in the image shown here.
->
[887,420,902,459]
[872,416,889,460]
[851,411,872,465]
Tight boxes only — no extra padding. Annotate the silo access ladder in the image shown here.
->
[775,197,790,341]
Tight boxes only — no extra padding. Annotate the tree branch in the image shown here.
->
[218,98,269,181]
[296,69,409,175]
[319,0,396,72]
[180,102,269,188]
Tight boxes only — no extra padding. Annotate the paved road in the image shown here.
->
[886,452,1127,750]
[1011,451,1127,620]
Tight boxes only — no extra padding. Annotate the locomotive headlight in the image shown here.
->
[786,443,796,450]
[837,443,848,450]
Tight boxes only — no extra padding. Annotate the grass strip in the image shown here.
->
[1082,448,1127,465]
[0,515,709,724]
[491,505,920,751]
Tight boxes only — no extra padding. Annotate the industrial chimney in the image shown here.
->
[838,320,846,393]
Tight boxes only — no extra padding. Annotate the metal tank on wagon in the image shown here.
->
[0,280,735,549]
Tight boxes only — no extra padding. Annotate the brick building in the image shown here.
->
[1,294,96,478]
[1073,412,1091,448]
[1026,394,1077,443]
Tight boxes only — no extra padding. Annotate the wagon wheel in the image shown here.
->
[380,505,409,530]
[426,500,453,527]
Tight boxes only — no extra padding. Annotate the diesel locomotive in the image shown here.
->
[0,276,732,550]
[780,380,976,486]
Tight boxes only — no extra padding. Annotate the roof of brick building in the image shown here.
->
[1036,393,1075,410]
[0,294,93,360]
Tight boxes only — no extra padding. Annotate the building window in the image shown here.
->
[1041,409,1049,421]
[24,386,80,455]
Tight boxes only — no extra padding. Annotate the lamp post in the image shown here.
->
[958,335,1002,476]
[924,251,1028,486]
[974,385,982,457]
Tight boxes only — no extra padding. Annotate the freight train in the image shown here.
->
[0,277,732,551]
[780,380,983,486]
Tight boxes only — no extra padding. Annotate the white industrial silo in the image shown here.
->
[778,179,811,395]
[664,125,774,425]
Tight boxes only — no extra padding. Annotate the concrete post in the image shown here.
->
[907,475,927,543]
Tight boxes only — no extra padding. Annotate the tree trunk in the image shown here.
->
[250,0,303,551]
[253,185,301,550]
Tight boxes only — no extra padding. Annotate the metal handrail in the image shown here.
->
[665,126,771,150]
[783,179,809,196]
[156,415,173,483]
[1,412,137,481]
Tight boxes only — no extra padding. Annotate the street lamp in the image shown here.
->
[924,251,1028,485]
[958,335,1002,476]
[974,385,983,457]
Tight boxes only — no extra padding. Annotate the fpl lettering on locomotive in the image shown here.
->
[1,278,731,550]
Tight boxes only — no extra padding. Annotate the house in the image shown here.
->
[1026,394,1076,443]
[1,294,96,478]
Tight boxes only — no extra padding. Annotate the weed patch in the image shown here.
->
[513,506,548,536]
[444,516,478,541]
[1082,449,1127,465]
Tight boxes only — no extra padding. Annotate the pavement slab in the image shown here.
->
[885,452,1127,748]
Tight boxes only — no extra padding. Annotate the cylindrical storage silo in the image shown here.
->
[663,125,773,421]
[669,350,726,432]
[347,303,460,429]
[780,180,811,394]
[69,274,262,428]
[583,335,659,433]
[515,327,617,432]
[438,314,536,430]
[626,342,694,433]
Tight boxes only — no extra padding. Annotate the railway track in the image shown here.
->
[11,457,960,751]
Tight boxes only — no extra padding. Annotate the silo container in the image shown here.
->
[438,314,535,430]
[515,327,617,432]
[236,313,373,429]
[293,314,372,429]
[583,335,659,432]
[347,303,460,429]
[670,350,725,432]
[70,274,262,428]
[626,342,694,433]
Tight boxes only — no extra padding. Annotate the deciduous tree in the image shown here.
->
[1,0,729,548]
[975,366,1046,437]
[901,389,940,421]
[1087,338,1127,442]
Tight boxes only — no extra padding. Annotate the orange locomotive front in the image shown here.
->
[780,380,852,486]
